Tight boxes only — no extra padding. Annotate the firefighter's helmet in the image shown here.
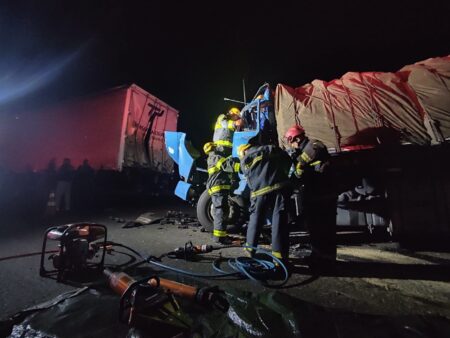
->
[284,125,305,143]
[228,107,240,116]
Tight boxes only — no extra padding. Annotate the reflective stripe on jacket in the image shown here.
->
[240,144,291,198]
[206,151,239,195]
[213,114,235,149]
[294,138,330,178]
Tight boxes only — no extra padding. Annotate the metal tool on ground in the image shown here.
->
[161,210,199,227]
[104,269,229,319]
[40,223,108,282]
[165,241,241,260]
[166,240,241,260]
[167,241,215,259]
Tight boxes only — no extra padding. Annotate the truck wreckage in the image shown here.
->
[2,56,450,338]
[165,55,450,242]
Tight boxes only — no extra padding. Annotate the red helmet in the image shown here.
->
[284,125,305,143]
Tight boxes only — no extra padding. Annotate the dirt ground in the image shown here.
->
[1,199,450,331]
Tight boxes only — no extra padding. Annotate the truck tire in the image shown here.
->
[197,189,214,231]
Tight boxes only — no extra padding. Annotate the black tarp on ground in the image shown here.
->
[3,285,450,338]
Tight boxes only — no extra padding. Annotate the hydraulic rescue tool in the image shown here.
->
[40,223,107,282]
[104,269,229,331]
[167,241,215,259]
[104,269,229,313]
[167,240,242,259]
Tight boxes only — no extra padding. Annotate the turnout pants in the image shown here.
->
[304,193,337,260]
[246,190,289,259]
[211,192,229,238]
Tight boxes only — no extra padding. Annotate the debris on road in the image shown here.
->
[122,210,199,229]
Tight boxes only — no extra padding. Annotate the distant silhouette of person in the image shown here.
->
[74,159,95,211]
[55,158,75,212]
[45,159,57,191]
[21,165,37,214]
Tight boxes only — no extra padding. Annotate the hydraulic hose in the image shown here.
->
[146,245,290,286]
[102,241,290,286]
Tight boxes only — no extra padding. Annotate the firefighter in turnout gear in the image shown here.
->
[213,107,242,154]
[237,140,292,262]
[284,124,337,270]
[204,142,240,244]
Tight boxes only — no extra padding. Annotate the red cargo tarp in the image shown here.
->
[0,84,178,172]
[275,56,450,151]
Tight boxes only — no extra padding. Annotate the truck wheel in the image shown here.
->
[197,189,214,231]
[229,195,249,227]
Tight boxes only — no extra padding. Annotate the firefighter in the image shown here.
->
[284,124,337,270]
[204,141,240,244]
[213,107,242,154]
[237,140,292,263]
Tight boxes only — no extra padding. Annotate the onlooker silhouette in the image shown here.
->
[55,158,75,212]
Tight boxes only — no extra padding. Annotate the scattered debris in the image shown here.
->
[122,221,143,229]
[160,210,199,227]
[122,210,200,229]
[135,212,161,225]
[109,216,126,223]
[290,243,312,258]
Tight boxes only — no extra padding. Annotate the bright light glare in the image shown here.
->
[0,50,80,106]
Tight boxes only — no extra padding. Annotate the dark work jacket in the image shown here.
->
[293,138,334,199]
[240,145,291,198]
[206,152,239,195]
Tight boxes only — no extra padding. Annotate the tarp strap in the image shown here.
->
[323,86,342,151]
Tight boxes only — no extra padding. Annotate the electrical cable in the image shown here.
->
[0,250,58,262]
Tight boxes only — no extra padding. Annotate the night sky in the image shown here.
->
[1,0,449,147]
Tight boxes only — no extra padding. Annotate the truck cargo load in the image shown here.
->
[165,55,450,241]
[0,84,178,173]
[275,55,450,151]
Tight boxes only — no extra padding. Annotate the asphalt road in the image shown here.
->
[1,198,450,335]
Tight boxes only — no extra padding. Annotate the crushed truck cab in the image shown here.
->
[165,56,450,242]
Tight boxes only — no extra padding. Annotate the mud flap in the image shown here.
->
[175,181,192,201]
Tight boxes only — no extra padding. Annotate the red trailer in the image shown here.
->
[0,84,178,173]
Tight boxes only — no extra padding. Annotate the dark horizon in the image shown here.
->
[1,0,449,147]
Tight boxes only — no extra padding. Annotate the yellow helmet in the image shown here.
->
[228,107,240,116]
[203,142,215,154]
[237,143,251,158]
